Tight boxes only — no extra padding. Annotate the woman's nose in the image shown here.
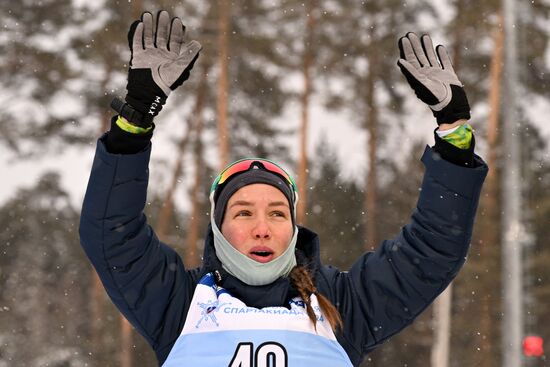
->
[252,218,271,239]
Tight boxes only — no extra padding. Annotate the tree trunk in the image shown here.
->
[501,0,524,363]
[89,269,104,362]
[185,63,209,269]
[487,19,503,182]
[118,4,143,366]
[119,315,132,367]
[364,35,379,251]
[430,6,466,363]
[431,285,452,367]
[155,128,192,241]
[217,0,230,168]
[297,0,316,225]
[100,91,112,134]
[450,0,465,72]
[361,40,383,367]
[98,47,116,134]
[476,14,504,367]
[91,12,121,360]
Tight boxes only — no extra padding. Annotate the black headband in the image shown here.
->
[213,169,295,228]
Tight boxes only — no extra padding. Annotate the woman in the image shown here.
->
[79,11,488,366]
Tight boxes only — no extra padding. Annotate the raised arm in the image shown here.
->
[79,10,201,363]
[322,33,488,362]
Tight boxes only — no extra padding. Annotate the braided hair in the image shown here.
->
[288,266,342,333]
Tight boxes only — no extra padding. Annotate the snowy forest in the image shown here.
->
[1,0,549,366]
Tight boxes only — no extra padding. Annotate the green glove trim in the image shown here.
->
[441,123,472,149]
[115,115,153,134]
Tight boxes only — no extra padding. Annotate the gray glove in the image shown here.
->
[122,10,202,127]
[397,32,470,124]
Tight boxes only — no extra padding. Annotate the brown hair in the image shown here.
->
[288,265,343,333]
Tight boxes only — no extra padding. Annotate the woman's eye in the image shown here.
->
[236,211,251,217]
[270,211,286,218]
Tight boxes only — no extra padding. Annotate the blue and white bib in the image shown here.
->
[162,273,353,367]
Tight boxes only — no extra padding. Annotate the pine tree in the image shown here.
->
[0,0,90,155]
[306,136,365,269]
[0,173,89,365]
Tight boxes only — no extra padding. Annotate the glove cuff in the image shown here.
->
[126,69,168,125]
[105,115,154,154]
[433,85,471,125]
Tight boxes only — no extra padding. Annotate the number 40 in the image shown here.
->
[229,342,288,367]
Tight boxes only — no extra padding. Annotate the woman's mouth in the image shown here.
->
[249,247,275,263]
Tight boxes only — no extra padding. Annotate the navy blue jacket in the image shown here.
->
[79,135,487,366]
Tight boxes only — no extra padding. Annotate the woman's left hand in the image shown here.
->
[397,32,470,126]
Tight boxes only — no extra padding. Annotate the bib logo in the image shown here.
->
[289,299,306,308]
[195,300,229,328]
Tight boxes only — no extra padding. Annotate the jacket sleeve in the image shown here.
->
[328,145,488,360]
[79,134,194,363]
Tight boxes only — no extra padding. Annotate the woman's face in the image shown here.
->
[221,183,293,263]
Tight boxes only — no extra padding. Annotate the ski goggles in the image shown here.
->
[210,158,297,194]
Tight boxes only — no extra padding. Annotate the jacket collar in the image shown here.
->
[200,224,321,309]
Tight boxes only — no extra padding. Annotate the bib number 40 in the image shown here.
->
[229,342,288,367]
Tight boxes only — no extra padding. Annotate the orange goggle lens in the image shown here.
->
[211,159,297,193]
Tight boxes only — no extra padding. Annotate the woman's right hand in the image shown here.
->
[122,10,202,127]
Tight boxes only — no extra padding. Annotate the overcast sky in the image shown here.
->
[1,2,549,212]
